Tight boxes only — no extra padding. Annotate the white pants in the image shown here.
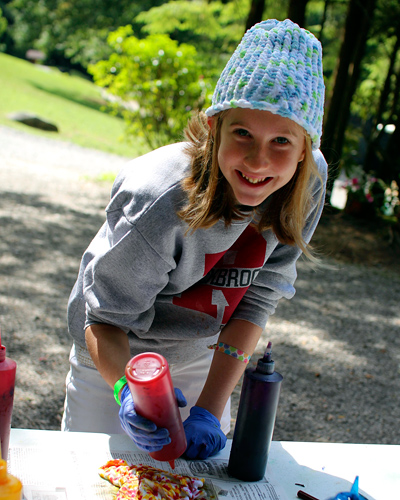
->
[61,344,231,435]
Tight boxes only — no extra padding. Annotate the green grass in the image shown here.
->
[0,52,149,158]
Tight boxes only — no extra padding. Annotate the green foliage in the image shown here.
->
[89,26,212,149]
[264,0,289,22]
[137,1,247,49]
[7,0,165,66]
[372,0,400,37]
[0,7,7,35]
[137,1,224,37]
[0,7,7,51]
[351,0,400,125]
[351,0,400,124]
[351,42,392,122]
[7,0,53,57]
[306,0,348,90]
[136,0,250,79]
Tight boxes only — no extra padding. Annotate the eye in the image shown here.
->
[274,136,289,144]
[234,128,251,137]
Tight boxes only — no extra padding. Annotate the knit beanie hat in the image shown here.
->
[205,19,325,150]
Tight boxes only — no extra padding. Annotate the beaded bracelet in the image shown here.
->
[114,375,128,406]
[208,342,251,364]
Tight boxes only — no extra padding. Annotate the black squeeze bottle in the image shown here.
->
[228,342,283,482]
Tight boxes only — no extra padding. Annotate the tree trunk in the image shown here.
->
[380,111,400,183]
[318,0,331,42]
[245,0,266,32]
[389,58,400,117]
[367,64,400,184]
[322,0,377,200]
[287,0,309,28]
[376,34,400,124]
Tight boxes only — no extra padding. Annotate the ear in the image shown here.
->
[207,116,215,136]
[298,140,306,163]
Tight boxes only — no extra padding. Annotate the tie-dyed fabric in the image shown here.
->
[99,459,207,499]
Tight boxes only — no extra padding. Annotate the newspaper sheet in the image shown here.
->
[8,444,287,500]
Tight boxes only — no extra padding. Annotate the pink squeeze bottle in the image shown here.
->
[125,352,187,469]
[0,330,17,461]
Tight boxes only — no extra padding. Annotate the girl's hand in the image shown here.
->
[183,406,227,459]
[119,384,171,451]
[119,385,187,452]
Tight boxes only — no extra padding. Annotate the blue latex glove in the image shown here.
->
[119,384,187,452]
[183,406,227,459]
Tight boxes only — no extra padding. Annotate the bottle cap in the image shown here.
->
[126,352,167,383]
[0,459,23,499]
[256,342,275,374]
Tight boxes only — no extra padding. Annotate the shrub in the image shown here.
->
[89,26,211,149]
[343,174,399,217]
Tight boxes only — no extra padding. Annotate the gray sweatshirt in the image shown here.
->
[68,142,327,365]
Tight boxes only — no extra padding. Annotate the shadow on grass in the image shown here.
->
[26,80,109,113]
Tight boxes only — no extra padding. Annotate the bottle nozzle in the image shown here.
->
[257,342,275,374]
[169,460,175,469]
[0,328,6,363]
[262,342,272,362]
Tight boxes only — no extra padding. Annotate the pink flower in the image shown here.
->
[366,193,374,203]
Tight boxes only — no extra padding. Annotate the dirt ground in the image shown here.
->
[311,205,399,271]
[1,125,399,445]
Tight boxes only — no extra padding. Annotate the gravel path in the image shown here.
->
[1,125,399,444]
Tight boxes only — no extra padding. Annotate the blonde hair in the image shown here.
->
[179,111,323,257]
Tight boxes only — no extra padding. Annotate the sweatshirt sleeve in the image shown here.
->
[82,212,176,334]
[80,143,189,335]
[231,150,328,328]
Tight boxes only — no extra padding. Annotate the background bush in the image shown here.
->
[88,26,212,149]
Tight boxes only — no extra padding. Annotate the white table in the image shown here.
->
[8,429,400,500]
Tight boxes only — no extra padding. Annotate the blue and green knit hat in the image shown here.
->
[205,19,325,150]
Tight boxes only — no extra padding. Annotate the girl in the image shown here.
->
[62,19,327,460]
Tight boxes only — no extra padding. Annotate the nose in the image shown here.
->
[244,145,269,171]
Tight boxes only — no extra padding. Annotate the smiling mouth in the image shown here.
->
[240,172,271,185]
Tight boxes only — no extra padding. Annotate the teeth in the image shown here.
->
[242,174,267,184]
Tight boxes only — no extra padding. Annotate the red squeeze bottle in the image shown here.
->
[125,353,187,469]
[0,330,17,461]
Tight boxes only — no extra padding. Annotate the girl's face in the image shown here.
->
[210,108,306,207]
